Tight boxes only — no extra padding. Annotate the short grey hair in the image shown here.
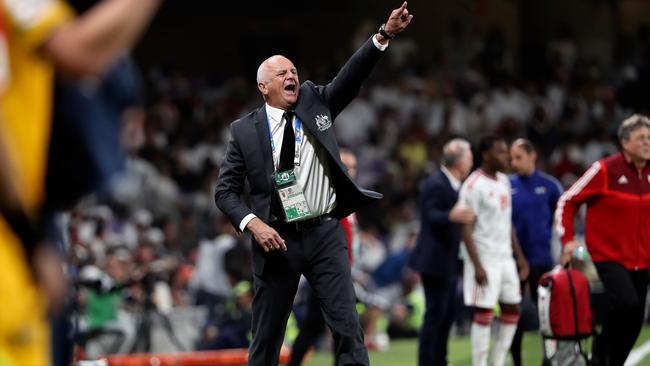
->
[256,55,287,84]
[256,62,269,84]
[618,114,650,141]
[441,138,471,168]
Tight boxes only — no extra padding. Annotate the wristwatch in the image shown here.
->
[378,23,395,40]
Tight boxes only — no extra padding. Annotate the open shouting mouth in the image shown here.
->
[283,82,297,97]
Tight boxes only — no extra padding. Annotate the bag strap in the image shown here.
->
[565,268,581,336]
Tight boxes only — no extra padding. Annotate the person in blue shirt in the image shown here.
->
[508,138,562,366]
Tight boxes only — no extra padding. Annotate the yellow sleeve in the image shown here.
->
[4,0,74,51]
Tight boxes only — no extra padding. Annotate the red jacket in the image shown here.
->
[556,153,650,270]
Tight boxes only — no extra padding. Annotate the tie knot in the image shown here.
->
[283,111,294,123]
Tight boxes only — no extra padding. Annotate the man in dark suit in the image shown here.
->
[409,138,475,366]
[214,3,413,365]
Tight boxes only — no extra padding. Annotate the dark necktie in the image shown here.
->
[278,111,295,171]
[271,111,295,221]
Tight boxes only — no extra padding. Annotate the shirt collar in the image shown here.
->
[441,166,461,191]
[265,103,286,125]
[518,169,537,181]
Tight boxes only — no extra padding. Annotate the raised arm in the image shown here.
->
[320,1,413,117]
[41,0,162,78]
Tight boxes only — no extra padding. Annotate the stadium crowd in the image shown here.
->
[63,18,650,360]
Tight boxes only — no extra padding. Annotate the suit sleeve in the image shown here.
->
[420,180,452,226]
[214,123,254,232]
[554,162,604,245]
[316,36,384,119]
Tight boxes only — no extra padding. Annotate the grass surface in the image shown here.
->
[302,326,650,366]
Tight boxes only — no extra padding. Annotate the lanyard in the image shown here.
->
[267,112,302,170]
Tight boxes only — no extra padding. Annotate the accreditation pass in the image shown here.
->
[274,169,312,222]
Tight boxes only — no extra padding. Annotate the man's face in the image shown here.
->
[622,126,650,162]
[487,140,510,172]
[457,149,473,180]
[258,56,299,110]
[510,144,536,176]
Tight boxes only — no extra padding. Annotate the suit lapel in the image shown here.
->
[254,106,274,187]
[295,100,343,171]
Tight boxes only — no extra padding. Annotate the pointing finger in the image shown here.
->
[398,2,408,17]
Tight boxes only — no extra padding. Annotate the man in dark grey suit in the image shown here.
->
[214,3,413,365]
[409,138,475,366]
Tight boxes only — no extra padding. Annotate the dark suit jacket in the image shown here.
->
[409,170,462,278]
[215,37,384,273]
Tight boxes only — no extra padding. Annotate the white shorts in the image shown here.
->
[463,256,521,308]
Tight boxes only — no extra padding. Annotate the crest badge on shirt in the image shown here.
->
[315,114,332,131]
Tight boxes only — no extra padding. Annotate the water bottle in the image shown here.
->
[572,245,590,261]
[571,245,604,293]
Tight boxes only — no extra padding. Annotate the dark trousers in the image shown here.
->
[418,274,457,366]
[288,288,327,366]
[510,265,552,366]
[591,262,649,366]
[248,219,367,366]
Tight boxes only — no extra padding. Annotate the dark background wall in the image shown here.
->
[131,0,650,80]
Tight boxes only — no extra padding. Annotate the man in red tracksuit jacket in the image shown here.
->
[555,114,650,366]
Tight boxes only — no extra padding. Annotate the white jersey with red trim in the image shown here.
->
[459,169,513,258]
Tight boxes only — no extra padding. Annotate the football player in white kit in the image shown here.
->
[457,135,529,366]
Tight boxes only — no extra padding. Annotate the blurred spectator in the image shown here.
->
[196,281,253,351]
[0,1,162,365]
[190,215,238,319]
[76,249,135,358]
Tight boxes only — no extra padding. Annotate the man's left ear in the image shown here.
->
[257,82,267,95]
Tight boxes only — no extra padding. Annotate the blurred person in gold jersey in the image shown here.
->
[0,0,162,364]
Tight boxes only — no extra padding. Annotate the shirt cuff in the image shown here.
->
[372,34,390,51]
[239,214,257,232]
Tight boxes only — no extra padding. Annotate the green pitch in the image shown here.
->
[303,326,650,366]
